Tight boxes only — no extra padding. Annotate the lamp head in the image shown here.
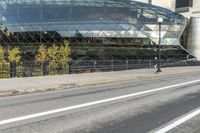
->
[157,17,163,23]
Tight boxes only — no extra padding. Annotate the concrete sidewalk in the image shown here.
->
[0,66,200,97]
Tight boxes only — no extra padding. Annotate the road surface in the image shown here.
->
[0,72,200,133]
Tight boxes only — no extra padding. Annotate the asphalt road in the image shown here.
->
[0,72,200,133]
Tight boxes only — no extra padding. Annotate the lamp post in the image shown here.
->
[157,17,163,72]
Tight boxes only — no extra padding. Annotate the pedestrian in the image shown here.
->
[154,57,158,73]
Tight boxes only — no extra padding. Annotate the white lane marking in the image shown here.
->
[1,79,200,125]
[155,107,200,133]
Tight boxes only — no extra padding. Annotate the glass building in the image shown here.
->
[0,0,193,61]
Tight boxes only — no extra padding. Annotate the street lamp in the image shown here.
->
[157,17,163,72]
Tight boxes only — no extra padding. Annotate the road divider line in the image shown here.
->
[1,79,200,125]
[154,107,200,133]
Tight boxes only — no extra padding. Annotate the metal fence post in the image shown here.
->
[138,60,141,69]
[43,61,49,76]
[111,60,114,71]
[93,60,96,73]
[166,59,169,68]
[126,60,129,70]
[72,61,76,73]
[149,60,151,68]
[10,61,16,78]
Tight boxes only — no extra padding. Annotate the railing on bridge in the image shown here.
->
[0,60,199,78]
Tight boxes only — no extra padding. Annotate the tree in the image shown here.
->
[35,44,48,62]
[8,48,21,62]
[0,47,4,62]
[0,47,9,78]
[34,41,71,75]
[47,44,59,68]
[57,40,71,67]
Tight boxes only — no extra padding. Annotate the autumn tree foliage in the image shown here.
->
[8,48,21,62]
[35,44,48,62]
[0,47,4,62]
[57,40,71,67]
[35,41,71,74]
[47,44,59,68]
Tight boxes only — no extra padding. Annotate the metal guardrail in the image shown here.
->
[0,60,200,78]
[69,60,200,73]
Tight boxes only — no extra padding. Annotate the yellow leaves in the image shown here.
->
[57,40,71,66]
[47,44,59,68]
[47,44,59,62]
[8,48,21,62]
[0,47,21,78]
[35,40,71,68]
[35,44,48,62]
[0,47,21,62]
[0,47,4,62]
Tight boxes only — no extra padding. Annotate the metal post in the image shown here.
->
[73,61,76,73]
[93,60,96,73]
[43,61,49,76]
[149,60,151,68]
[157,22,162,72]
[126,60,128,70]
[10,61,17,78]
[111,60,114,71]
[138,60,141,69]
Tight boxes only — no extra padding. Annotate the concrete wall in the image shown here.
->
[175,0,200,59]
[133,0,175,11]
[151,0,175,11]
[192,0,200,17]
[193,0,200,8]
[187,0,200,59]
[187,17,200,59]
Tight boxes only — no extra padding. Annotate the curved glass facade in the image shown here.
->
[0,0,192,60]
